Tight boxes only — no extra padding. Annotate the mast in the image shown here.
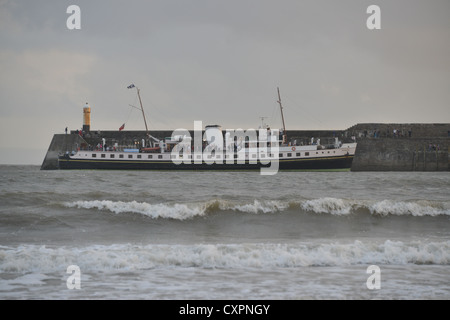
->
[136,87,150,138]
[277,87,287,145]
[128,84,162,146]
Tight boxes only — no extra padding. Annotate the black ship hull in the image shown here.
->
[58,155,354,171]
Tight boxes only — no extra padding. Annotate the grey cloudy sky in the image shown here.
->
[0,0,449,164]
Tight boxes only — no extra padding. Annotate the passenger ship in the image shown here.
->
[58,87,357,171]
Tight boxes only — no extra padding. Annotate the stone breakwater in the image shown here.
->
[41,123,450,171]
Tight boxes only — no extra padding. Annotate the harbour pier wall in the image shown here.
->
[41,123,450,171]
[40,134,85,170]
[348,123,449,171]
[350,138,449,171]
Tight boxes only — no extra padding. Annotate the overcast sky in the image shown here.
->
[0,0,449,164]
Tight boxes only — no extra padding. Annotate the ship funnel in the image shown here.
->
[204,125,222,144]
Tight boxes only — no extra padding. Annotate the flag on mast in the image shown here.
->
[127,84,135,89]
[119,123,125,131]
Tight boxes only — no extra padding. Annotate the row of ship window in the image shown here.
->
[85,150,337,159]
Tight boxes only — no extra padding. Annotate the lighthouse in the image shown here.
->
[83,102,91,132]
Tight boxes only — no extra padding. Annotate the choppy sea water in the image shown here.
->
[0,165,449,299]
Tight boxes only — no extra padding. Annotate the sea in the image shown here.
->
[0,165,449,300]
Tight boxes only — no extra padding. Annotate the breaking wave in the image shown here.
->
[65,200,207,220]
[1,240,449,272]
[64,198,450,220]
[64,199,291,220]
[300,198,450,217]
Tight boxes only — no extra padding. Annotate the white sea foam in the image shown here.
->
[64,199,290,219]
[218,199,290,214]
[64,197,450,219]
[65,200,208,220]
[1,240,448,273]
[368,199,450,217]
[299,198,450,217]
[300,197,358,215]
